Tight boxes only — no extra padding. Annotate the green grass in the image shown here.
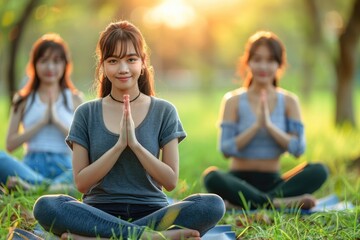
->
[1,89,360,239]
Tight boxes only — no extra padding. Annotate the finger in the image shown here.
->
[123,94,129,111]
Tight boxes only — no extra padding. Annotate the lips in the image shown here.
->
[116,76,131,81]
[258,72,267,77]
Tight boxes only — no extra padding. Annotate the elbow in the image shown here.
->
[76,184,88,194]
[74,178,89,194]
[163,179,177,192]
[6,144,15,153]
[287,138,305,157]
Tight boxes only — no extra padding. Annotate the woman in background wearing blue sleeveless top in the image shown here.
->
[33,20,224,240]
[203,31,328,210]
[0,33,83,193]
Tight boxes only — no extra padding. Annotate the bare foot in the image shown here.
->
[61,229,201,240]
[141,229,201,240]
[224,200,243,210]
[61,232,108,239]
[273,194,316,210]
[6,176,34,191]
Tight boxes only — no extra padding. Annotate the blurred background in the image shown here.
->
[0,0,359,126]
[0,0,360,196]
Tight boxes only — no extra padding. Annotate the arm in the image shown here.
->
[124,96,178,191]
[131,139,179,191]
[72,142,125,193]
[6,97,48,152]
[219,92,260,158]
[72,99,127,193]
[265,92,305,157]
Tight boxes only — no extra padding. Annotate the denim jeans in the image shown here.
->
[33,193,225,239]
[0,151,73,186]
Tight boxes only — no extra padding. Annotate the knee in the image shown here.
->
[197,194,225,221]
[202,168,223,191]
[310,163,329,183]
[33,195,53,224]
[33,194,70,228]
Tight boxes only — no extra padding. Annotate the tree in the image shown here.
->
[303,0,360,127]
[6,0,41,102]
[335,0,360,127]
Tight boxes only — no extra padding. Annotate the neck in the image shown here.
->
[109,91,141,103]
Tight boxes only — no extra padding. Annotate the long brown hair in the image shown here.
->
[95,20,155,98]
[14,33,77,112]
[237,31,287,88]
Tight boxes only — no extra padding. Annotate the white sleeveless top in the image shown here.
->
[22,89,74,154]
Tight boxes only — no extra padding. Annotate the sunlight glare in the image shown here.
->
[144,0,196,29]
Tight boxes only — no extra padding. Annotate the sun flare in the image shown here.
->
[144,0,196,29]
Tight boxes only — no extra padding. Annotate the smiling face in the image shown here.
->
[248,44,280,86]
[35,48,66,85]
[103,41,143,92]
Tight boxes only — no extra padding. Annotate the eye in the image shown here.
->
[53,57,64,64]
[128,57,139,63]
[107,58,118,64]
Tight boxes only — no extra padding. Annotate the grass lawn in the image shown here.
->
[1,89,360,239]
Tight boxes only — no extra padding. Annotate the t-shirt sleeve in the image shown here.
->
[159,104,186,148]
[65,103,90,151]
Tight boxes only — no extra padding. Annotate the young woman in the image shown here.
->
[203,31,328,210]
[0,33,83,192]
[33,20,225,240]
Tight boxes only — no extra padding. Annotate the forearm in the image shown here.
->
[6,120,46,152]
[234,123,261,149]
[266,122,292,149]
[75,145,125,193]
[131,143,177,191]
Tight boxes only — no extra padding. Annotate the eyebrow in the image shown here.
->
[110,53,139,58]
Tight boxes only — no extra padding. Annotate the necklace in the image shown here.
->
[109,91,141,103]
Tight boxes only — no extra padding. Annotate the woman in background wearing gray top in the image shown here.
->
[203,31,328,210]
[33,20,225,240]
[0,33,83,193]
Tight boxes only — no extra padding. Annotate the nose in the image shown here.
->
[46,61,56,70]
[118,61,129,74]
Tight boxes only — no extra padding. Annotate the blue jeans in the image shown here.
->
[0,151,73,186]
[33,193,225,239]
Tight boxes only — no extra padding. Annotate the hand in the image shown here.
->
[50,93,60,125]
[255,89,271,128]
[117,95,139,150]
[260,89,271,128]
[123,95,139,148]
[42,92,53,125]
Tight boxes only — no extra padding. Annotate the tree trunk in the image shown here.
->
[335,0,360,127]
[301,0,323,99]
[7,0,39,102]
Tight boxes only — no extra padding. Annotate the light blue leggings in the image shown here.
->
[0,151,73,186]
[33,193,225,239]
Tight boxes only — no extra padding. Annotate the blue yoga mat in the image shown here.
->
[225,194,354,215]
[202,225,236,240]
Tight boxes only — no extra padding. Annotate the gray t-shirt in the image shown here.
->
[66,96,186,206]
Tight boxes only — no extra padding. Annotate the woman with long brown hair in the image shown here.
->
[33,20,224,240]
[0,33,83,192]
[203,31,328,210]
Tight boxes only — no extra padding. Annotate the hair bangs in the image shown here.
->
[102,30,142,61]
[34,41,67,64]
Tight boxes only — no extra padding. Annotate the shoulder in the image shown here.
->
[222,88,246,108]
[63,88,84,109]
[278,88,300,109]
[278,88,302,119]
[152,97,177,111]
[75,99,101,114]
[71,91,85,109]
